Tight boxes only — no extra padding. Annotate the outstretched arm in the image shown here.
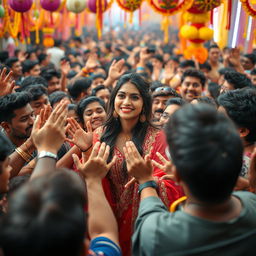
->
[124,141,158,201]
[31,101,68,180]
[73,142,119,246]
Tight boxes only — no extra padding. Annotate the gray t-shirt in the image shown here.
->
[133,191,256,256]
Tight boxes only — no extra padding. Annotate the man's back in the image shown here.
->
[133,191,256,256]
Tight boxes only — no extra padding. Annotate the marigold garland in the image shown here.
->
[184,44,208,64]
[189,0,223,13]
[3,0,21,38]
[116,0,143,24]
[240,0,256,18]
[183,11,209,23]
[116,0,143,13]
[147,0,193,16]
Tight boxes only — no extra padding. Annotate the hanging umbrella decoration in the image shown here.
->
[40,0,61,26]
[40,0,61,47]
[87,0,114,39]
[240,0,256,18]
[147,0,194,43]
[67,0,87,34]
[8,0,33,41]
[40,0,61,12]
[116,0,143,24]
[66,0,87,13]
[180,0,223,63]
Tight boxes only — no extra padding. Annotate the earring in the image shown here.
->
[113,110,118,118]
[140,114,146,123]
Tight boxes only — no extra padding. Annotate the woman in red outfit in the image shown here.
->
[93,73,183,255]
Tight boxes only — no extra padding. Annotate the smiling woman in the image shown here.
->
[94,73,183,255]
[77,96,106,131]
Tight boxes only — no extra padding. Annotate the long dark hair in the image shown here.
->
[77,96,105,127]
[101,73,153,161]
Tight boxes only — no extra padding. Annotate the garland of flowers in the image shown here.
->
[3,0,21,38]
[147,0,193,16]
[190,0,224,13]
[240,0,256,18]
[116,0,143,12]
[0,0,8,37]
[116,0,143,24]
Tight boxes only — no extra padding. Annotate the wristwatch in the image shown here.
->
[37,151,57,161]
[138,180,158,194]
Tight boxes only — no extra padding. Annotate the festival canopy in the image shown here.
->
[0,0,255,62]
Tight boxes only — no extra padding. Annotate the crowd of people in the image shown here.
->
[0,28,256,255]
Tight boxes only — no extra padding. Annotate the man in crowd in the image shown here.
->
[220,70,252,93]
[207,44,224,83]
[5,57,23,84]
[22,60,41,77]
[218,88,256,191]
[41,69,62,95]
[124,103,256,255]
[151,86,180,123]
[0,92,34,149]
[180,69,205,102]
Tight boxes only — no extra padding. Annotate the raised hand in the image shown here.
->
[123,141,153,184]
[17,51,28,62]
[66,118,93,151]
[73,142,116,181]
[139,48,152,63]
[228,48,241,67]
[108,58,125,81]
[85,53,99,70]
[31,101,68,154]
[152,152,172,173]
[60,60,71,76]
[163,64,175,83]
[0,68,15,96]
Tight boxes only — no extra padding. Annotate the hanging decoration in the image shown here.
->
[0,4,5,18]
[147,0,194,43]
[189,0,223,13]
[240,0,256,18]
[8,0,33,41]
[42,27,55,47]
[180,0,223,63]
[116,0,143,24]
[57,0,67,11]
[40,0,61,12]
[87,0,113,39]
[66,0,87,13]
[28,2,46,44]
[9,0,33,12]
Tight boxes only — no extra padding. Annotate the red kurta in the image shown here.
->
[93,126,184,256]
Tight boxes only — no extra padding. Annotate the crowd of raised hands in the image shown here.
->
[10,96,252,200]
[30,99,175,183]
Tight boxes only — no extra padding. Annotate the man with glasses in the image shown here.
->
[220,70,252,94]
[159,97,186,127]
[151,86,180,124]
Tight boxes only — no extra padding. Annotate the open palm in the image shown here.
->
[66,118,93,152]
